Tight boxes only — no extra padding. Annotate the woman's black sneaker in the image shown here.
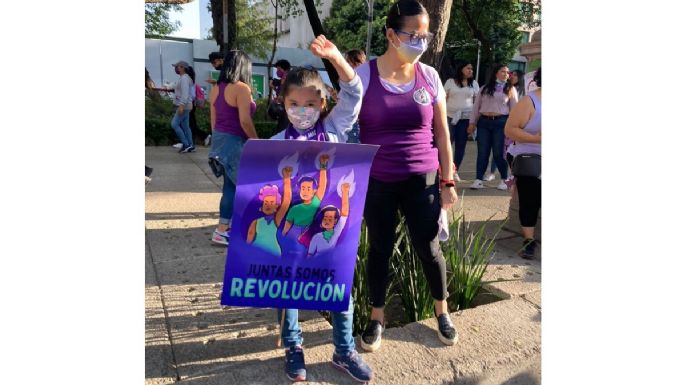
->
[519,239,537,259]
[360,320,384,352]
[435,311,458,345]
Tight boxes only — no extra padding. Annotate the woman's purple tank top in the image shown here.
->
[358,59,439,182]
[214,83,256,139]
[508,92,541,157]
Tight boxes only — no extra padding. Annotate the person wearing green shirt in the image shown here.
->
[282,154,329,258]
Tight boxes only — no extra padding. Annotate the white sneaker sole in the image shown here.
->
[437,328,458,346]
[211,237,228,246]
[359,337,381,352]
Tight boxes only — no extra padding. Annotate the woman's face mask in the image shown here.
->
[286,106,320,130]
[391,29,429,64]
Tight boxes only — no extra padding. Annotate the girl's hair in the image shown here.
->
[480,64,513,97]
[186,66,196,83]
[281,66,327,101]
[385,0,428,33]
[297,175,318,190]
[533,67,541,87]
[258,185,282,205]
[345,49,367,67]
[454,61,475,88]
[280,67,331,119]
[219,50,252,85]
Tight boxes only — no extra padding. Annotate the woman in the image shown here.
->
[504,67,541,259]
[170,61,195,153]
[468,64,519,190]
[509,69,525,98]
[444,61,479,178]
[354,0,459,352]
[207,50,259,246]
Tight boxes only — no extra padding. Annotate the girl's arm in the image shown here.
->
[209,85,219,130]
[311,35,362,140]
[275,168,293,227]
[504,96,540,144]
[233,83,259,139]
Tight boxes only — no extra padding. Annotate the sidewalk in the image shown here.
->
[145,141,541,385]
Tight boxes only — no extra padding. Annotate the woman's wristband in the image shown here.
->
[440,179,456,188]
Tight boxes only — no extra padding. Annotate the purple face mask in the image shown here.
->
[276,69,285,78]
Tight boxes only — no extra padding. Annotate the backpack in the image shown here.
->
[194,84,206,108]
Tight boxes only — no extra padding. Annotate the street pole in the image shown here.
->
[365,0,374,55]
[222,0,228,53]
[475,40,481,83]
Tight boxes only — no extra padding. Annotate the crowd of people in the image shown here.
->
[146,0,541,382]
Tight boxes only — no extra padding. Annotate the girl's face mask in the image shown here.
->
[286,106,320,130]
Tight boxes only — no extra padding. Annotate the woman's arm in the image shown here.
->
[467,90,482,133]
[504,96,540,144]
[316,155,329,202]
[433,98,459,209]
[209,85,219,130]
[276,168,293,227]
[233,83,259,139]
[341,183,350,217]
[247,219,257,243]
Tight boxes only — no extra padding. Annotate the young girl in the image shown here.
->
[271,35,373,383]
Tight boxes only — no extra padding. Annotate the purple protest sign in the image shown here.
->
[220,139,379,312]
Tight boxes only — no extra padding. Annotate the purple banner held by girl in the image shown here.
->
[221,139,379,312]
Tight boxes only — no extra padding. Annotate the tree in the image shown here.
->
[324,0,393,57]
[419,0,453,69]
[209,0,237,53]
[265,0,303,94]
[444,0,541,83]
[145,3,183,37]
[206,0,272,58]
[301,0,340,89]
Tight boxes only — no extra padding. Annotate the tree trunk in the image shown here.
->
[210,0,237,54]
[267,0,279,97]
[302,0,339,90]
[419,0,453,72]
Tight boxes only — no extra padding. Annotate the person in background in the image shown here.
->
[344,49,367,143]
[505,67,541,259]
[444,61,479,179]
[202,51,225,146]
[468,64,518,190]
[268,59,292,131]
[185,66,211,147]
[509,69,526,98]
[170,61,195,153]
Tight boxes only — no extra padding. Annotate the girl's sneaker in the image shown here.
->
[469,179,484,190]
[485,173,496,182]
[331,350,373,383]
[285,345,306,382]
[211,229,229,246]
